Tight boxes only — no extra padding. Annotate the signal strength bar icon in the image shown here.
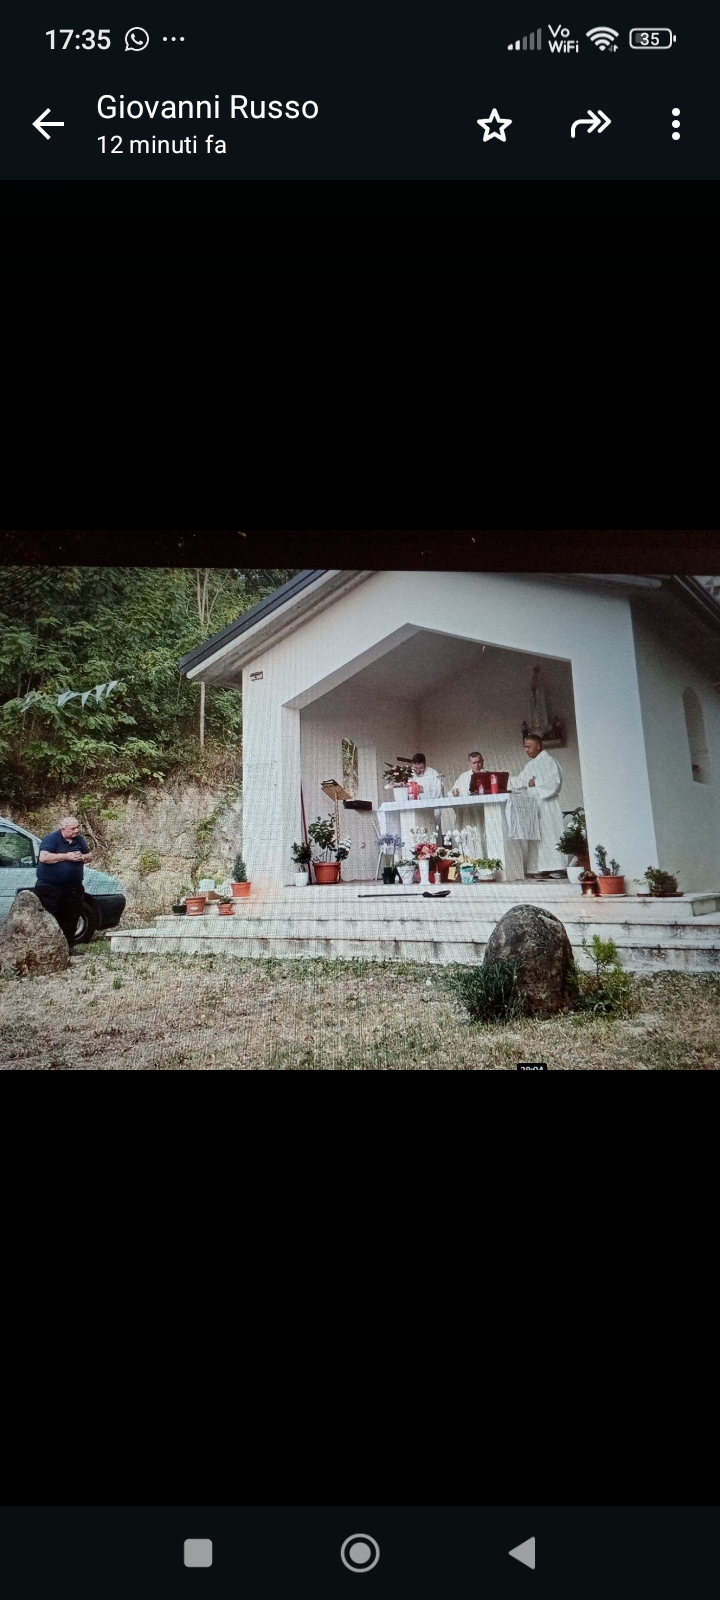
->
[508,29,542,49]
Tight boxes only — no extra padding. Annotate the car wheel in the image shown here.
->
[74,899,101,945]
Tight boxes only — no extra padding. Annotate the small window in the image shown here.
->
[0,829,35,867]
[341,737,359,798]
[682,688,711,784]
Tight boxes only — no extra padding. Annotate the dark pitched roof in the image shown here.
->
[177,570,328,675]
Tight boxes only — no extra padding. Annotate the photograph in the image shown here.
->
[2,560,720,1069]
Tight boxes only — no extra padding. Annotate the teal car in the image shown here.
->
[0,816,126,944]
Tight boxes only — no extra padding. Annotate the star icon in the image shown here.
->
[477,107,512,142]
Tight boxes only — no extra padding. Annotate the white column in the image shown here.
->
[242,676,301,891]
[281,705,303,887]
[571,634,658,883]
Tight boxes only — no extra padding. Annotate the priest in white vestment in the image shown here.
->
[409,753,443,800]
[445,750,487,858]
[451,750,485,798]
[508,735,564,876]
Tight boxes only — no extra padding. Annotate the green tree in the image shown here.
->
[0,566,293,807]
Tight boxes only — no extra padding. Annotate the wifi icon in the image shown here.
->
[586,26,619,50]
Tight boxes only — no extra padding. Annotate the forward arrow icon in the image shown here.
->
[570,108,611,137]
[33,108,65,140]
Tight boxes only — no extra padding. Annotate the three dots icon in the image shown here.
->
[162,36,185,43]
[671,107,680,140]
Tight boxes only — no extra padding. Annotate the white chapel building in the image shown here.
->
[178,571,720,895]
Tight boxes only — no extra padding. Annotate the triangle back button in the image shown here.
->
[509,1537,535,1570]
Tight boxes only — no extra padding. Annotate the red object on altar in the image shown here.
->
[475,771,509,794]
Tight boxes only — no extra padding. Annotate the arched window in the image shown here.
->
[682,688,711,784]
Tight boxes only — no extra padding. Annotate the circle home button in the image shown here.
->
[341,1536,380,1572]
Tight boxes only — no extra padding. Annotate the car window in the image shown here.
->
[0,829,35,867]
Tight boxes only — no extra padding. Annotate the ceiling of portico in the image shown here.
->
[304,629,551,713]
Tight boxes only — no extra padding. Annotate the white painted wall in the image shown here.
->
[631,610,720,891]
[299,693,419,881]
[238,573,659,889]
[418,650,582,806]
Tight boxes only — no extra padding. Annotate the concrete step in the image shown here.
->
[142,912,720,945]
[109,921,720,966]
[110,927,720,972]
[110,885,720,974]
[154,896,720,927]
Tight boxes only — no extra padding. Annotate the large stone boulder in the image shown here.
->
[483,903,574,1015]
[0,890,70,977]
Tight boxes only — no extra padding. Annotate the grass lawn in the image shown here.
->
[1,943,719,1069]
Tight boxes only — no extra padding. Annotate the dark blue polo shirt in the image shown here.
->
[36,830,90,886]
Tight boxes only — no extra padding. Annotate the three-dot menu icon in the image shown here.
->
[671,107,680,139]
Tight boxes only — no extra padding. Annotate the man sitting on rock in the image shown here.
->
[34,816,93,948]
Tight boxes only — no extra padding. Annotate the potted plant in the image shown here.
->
[383,760,413,802]
[636,867,681,897]
[291,839,312,887]
[557,807,590,877]
[395,858,416,885]
[172,885,190,914]
[308,814,351,884]
[472,857,503,881]
[594,845,625,895]
[230,854,251,898]
[376,831,402,884]
[579,869,598,897]
[186,890,207,915]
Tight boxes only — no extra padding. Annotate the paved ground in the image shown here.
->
[1,940,719,1069]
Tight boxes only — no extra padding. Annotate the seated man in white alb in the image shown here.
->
[409,752,443,800]
[451,750,485,797]
[508,733,564,878]
[446,750,487,858]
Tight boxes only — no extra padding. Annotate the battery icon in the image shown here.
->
[629,28,676,48]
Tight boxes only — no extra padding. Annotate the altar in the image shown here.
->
[377,792,525,879]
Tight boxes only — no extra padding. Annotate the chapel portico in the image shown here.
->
[108,570,720,971]
[179,571,662,893]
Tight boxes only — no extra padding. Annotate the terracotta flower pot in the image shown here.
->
[436,860,452,881]
[314,862,341,884]
[231,881,251,898]
[597,875,625,895]
[186,896,207,916]
[218,903,235,917]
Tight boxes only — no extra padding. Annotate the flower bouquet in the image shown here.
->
[411,826,439,884]
[434,843,462,881]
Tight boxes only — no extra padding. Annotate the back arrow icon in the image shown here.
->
[33,108,65,140]
[570,108,611,137]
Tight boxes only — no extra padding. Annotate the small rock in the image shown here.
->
[483,903,574,1015]
[0,890,70,977]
